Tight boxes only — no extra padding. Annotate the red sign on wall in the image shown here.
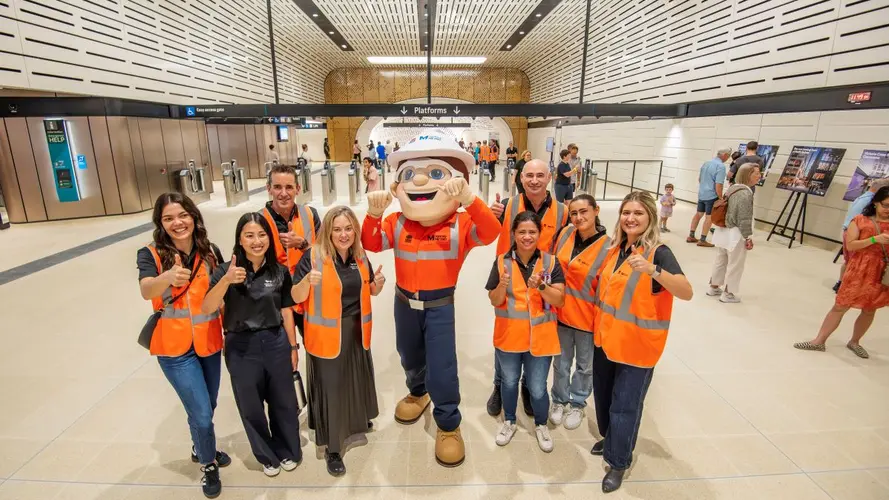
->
[848,92,872,104]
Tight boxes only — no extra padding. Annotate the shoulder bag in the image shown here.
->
[137,257,203,350]
[871,218,889,287]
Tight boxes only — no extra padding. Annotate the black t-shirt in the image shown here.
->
[293,250,373,318]
[137,244,224,281]
[612,243,683,295]
[556,161,571,185]
[263,201,321,239]
[513,159,527,194]
[506,147,518,157]
[209,259,295,333]
[497,192,555,225]
[485,249,566,290]
[571,231,607,260]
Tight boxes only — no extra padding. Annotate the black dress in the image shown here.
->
[294,251,380,454]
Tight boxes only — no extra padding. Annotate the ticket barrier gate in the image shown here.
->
[321,162,336,206]
[221,161,249,207]
[297,158,313,204]
[576,159,598,197]
[504,159,515,194]
[549,160,557,194]
[348,163,361,207]
[478,161,488,191]
[479,169,492,204]
[173,159,210,204]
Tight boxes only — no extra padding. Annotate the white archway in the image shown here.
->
[355,97,514,155]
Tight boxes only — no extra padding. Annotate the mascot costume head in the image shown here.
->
[386,133,476,224]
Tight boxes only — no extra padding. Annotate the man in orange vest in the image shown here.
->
[261,164,320,333]
[361,133,500,468]
[486,158,569,417]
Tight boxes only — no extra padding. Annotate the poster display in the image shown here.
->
[737,143,779,186]
[843,149,889,201]
[43,119,80,203]
[776,146,846,197]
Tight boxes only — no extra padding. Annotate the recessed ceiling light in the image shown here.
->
[367,56,487,65]
[535,12,541,17]
[519,31,525,35]
[341,44,347,48]
[312,13,318,17]
[329,31,334,34]
[506,44,512,49]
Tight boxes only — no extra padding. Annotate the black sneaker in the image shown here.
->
[486,385,502,416]
[192,448,231,468]
[200,463,221,498]
[520,384,533,417]
[325,451,346,477]
[591,439,605,456]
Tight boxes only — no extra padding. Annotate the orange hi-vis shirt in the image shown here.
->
[262,206,316,276]
[594,244,674,368]
[361,197,500,292]
[553,226,611,332]
[496,195,568,255]
[480,144,491,163]
[493,251,560,357]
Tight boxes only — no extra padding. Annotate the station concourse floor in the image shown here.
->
[0,173,887,500]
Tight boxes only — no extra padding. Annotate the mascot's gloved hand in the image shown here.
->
[367,190,393,218]
[438,178,475,207]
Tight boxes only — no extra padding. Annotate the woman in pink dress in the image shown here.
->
[363,157,380,192]
[795,186,889,358]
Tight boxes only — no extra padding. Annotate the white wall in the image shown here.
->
[293,129,328,162]
[538,109,889,241]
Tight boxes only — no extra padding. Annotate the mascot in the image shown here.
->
[361,132,500,467]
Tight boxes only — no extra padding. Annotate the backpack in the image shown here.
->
[711,188,743,228]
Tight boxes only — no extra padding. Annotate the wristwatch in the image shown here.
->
[649,265,662,279]
[538,282,547,291]
[291,344,300,351]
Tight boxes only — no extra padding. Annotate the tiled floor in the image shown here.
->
[0,177,887,499]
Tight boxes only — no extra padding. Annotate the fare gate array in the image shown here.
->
[221,159,249,207]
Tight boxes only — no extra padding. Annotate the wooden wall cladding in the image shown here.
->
[325,68,531,161]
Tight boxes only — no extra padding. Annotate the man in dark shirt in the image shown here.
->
[263,165,321,255]
[506,142,518,162]
[728,141,764,183]
[554,149,574,202]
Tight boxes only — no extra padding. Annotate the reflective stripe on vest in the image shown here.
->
[306,251,374,330]
[494,253,558,324]
[505,197,566,250]
[596,246,671,331]
[556,227,612,304]
[392,215,459,261]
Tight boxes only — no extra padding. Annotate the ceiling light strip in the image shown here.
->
[501,0,565,51]
[367,56,487,65]
[418,0,436,52]
[290,0,353,51]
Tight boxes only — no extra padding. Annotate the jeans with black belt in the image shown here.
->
[225,327,302,467]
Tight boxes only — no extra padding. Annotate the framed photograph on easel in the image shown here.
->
[843,150,889,202]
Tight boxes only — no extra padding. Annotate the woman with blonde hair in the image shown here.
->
[291,206,385,476]
[514,150,532,194]
[591,191,693,493]
[707,163,760,303]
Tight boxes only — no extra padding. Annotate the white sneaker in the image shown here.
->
[549,403,565,426]
[495,421,517,446]
[720,292,740,303]
[280,458,299,471]
[706,286,722,296]
[263,464,281,477]
[535,425,554,453]
[564,406,584,430]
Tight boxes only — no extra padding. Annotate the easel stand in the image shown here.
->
[767,191,808,249]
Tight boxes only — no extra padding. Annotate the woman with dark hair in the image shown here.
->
[363,157,380,193]
[592,191,692,493]
[549,194,610,432]
[201,213,303,477]
[136,193,227,499]
[795,186,889,358]
[486,211,566,453]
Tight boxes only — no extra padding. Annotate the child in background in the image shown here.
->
[659,184,675,232]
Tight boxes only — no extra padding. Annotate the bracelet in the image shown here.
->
[291,344,300,351]
[871,236,877,244]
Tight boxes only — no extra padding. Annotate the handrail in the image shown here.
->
[585,159,665,201]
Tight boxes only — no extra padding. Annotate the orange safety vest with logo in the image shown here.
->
[496,196,568,255]
[493,252,560,356]
[480,144,491,163]
[553,226,611,332]
[302,248,373,359]
[146,245,222,357]
[263,206,315,314]
[594,244,673,368]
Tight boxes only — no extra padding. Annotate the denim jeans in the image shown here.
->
[551,324,594,408]
[592,346,654,470]
[157,348,222,465]
[496,349,552,426]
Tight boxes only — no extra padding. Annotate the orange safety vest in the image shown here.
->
[146,245,222,357]
[302,248,373,359]
[493,252,560,356]
[553,226,611,332]
[496,195,568,255]
[594,244,673,368]
[480,145,491,163]
[262,206,316,275]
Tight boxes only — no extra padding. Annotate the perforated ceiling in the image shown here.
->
[1,0,887,105]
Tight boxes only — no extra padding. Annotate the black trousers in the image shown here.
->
[225,327,302,467]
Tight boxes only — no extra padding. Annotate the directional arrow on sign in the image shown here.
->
[400,106,408,115]
[453,106,461,114]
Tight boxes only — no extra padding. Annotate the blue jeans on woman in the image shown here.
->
[551,324,594,408]
[157,348,222,465]
[496,349,552,426]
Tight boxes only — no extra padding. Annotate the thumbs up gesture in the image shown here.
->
[626,246,655,275]
[373,265,386,288]
[307,258,322,286]
[527,271,543,290]
[167,253,192,287]
[498,270,510,289]
[280,221,306,250]
[224,255,247,284]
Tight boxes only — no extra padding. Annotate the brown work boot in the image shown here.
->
[394,393,431,424]
[435,427,465,467]
[696,240,715,247]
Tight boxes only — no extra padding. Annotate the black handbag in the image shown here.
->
[138,257,202,350]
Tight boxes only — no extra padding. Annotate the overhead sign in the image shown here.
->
[383,123,470,128]
[848,91,872,104]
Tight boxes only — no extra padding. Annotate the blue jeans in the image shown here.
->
[592,346,654,470]
[157,348,222,465]
[496,349,552,426]
[551,324,594,408]
[394,286,461,431]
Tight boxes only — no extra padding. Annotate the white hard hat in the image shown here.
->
[387,131,475,179]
